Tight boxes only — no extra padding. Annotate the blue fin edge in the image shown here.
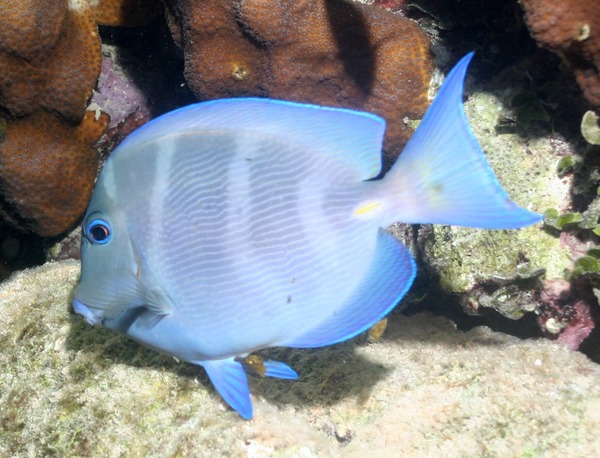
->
[263,360,299,380]
[285,229,416,348]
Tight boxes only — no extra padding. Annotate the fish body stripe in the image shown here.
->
[113,132,379,357]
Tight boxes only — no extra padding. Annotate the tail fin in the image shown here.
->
[383,53,542,229]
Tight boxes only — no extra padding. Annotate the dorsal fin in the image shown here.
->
[117,98,386,180]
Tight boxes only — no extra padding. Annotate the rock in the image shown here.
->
[1,261,600,456]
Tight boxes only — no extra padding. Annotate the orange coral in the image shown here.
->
[164,0,433,155]
[520,0,600,107]
[0,0,161,237]
[0,0,100,121]
[0,111,108,237]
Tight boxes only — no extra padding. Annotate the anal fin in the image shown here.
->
[286,229,416,348]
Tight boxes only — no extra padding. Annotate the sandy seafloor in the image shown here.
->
[1,260,599,457]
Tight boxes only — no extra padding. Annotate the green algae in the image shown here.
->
[581,110,600,145]
[420,90,573,318]
[556,155,577,177]
[543,209,583,230]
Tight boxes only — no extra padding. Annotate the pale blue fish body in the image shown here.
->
[73,53,542,419]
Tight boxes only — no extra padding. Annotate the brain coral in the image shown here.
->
[0,0,162,237]
[164,0,434,155]
[519,0,600,107]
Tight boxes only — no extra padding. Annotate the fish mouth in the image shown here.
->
[73,298,100,325]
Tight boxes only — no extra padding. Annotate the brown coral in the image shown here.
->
[92,0,164,27]
[0,0,431,237]
[0,112,108,237]
[519,0,600,107]
[164,0,434,155]
[0,0,162,237]
[0,0,101,121]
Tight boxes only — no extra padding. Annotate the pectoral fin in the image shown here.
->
[74,269,175,330]
[139,285,175,323]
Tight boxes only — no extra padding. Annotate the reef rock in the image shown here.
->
[1,261,600,456]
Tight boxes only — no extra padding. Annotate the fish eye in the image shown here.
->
[84,218,112,245]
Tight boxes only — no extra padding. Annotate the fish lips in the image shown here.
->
[73,298,102,325]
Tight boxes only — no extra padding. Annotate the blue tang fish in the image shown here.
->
[73,53,541,419]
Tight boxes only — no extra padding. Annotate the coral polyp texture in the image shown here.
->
[519,0,600,107]
[92,0,164,26]
[0,0,100,121]
[0,112,108,237]
[164,0,434,155]
[0,0,160,237]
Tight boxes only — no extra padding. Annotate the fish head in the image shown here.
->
[73,168,141,327]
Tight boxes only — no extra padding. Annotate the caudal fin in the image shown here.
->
[384,53,542,229]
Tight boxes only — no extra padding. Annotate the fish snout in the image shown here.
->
[73,298,101,325]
